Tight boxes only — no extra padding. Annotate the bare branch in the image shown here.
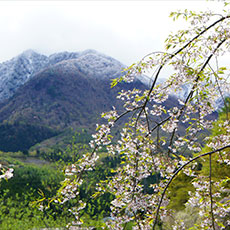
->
[209,153,216,230]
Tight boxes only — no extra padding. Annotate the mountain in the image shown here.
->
[0,49,126,103]
[0,50,48,102]
[0,61,143,129]
[0,49,218,153]
[0,50,145,152]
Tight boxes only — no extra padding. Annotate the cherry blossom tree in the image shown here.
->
[53,2,230,229]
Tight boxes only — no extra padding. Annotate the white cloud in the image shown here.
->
[0,1,224,65]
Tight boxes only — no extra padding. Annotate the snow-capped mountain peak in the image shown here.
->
[0,50,49,101]
[0,49,127,102]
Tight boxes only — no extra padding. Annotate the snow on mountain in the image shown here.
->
[0,50,48,101]
[0,49,128,102]
[54,49,126,79]
[48,51,80,66]
[2,49,226,109]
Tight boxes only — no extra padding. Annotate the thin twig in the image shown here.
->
[209,153,216,230]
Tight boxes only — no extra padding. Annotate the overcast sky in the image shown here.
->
[0,1,224,65]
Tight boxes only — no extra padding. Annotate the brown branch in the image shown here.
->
[149,115,171,135]
[209,153,216,230]
[144,108,151,133]
[157,125,160,152]
[134,18,229,156]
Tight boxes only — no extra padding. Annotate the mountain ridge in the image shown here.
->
[0,50,147,152]
[0,49,127,102]
[0,49,220,153]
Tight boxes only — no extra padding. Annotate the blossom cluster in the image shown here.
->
[0,165,13,181]
[43,4,230,229]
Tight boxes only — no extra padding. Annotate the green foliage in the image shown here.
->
[163,205,200,230]
[219,97,230,117]
[0,190,71,230]
[81,213,107,229]
[31,129,92,163]
[0,122,58,152]
[0,164,64,198]
[0,162,70,229]
[168,172,195,211]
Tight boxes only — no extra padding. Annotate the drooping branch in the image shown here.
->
[76,107,141,183]
[152,144,230,229]
[167,38,227,154]
[209,153,216,230]
[135,16,230,126]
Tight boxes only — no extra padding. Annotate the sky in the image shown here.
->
[0,1,225,65]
